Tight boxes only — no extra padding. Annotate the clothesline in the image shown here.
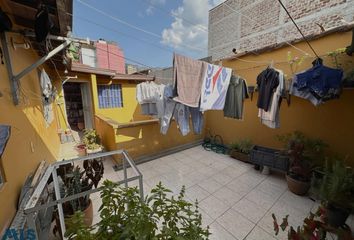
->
[232,52,343,72]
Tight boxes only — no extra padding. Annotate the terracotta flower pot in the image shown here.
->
[65,199,93,227]
[76,144,87,156]
[82,199,93,226]
[286,174,310,196]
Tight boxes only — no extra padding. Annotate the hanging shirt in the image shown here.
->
[258,70,285,128]
[40,69,52,100]
[200,64,232,111]
[173,54,207,107]
[136,81,162,104]
[256,67,279,111]
[223,75,249,120]
[40,69,54,126]
[136,82,164,116]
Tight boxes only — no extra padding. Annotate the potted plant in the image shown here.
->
[277,131,327,195]
[82,129,102,154]
[65,181,210,239]
[272,205,353,239]
[229,139,253,162]
[53,158,104,237]
[311,160,354,228]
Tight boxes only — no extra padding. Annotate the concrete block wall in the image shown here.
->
[208,0,354,60]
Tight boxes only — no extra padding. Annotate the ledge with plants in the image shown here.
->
[76,129,103,155]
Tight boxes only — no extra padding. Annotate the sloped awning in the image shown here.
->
[0,125,11,158]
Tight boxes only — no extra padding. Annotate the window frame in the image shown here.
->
[97,84,123,109]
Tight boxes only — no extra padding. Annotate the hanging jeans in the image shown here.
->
[190,107,203,135]
[174,103,190,136]
[160,99,176,135]
[159,85,176,135]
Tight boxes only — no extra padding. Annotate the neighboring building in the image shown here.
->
[125,64,149,74]
[208,0,354,60]
[126,63,138,74]
[78,39,125,74]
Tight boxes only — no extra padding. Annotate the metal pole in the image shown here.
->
[123,156,128,188]
[26,213,39,240]
[52,168,67,239]
[0,32,19,105]
[14,40,72,82]
[139,175,144,200]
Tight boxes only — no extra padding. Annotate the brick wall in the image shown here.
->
[208,0,354,60]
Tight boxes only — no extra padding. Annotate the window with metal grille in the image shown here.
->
[97,84,123,108]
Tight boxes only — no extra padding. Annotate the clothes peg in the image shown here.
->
[270,60,274,68]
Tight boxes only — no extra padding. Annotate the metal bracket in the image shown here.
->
[0,32,72,105]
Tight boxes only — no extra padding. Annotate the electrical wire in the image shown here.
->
[140,0,208,32]
[76,0,206,52]
[276,0,320,58]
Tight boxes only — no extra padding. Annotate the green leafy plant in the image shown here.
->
[65,211,95,240]
[229,139,253,154]
[272,206,353,240]
[277,131,327,181]
[66,180,210,240]
[82,129,101,150]
[57,159,104,214]
[287,51,307,74]
[311,160,354,211]
[327,47,346,68]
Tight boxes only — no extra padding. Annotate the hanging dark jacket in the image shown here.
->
[256,67,279,111]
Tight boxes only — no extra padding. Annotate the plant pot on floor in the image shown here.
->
[76,144,87,156]
[286,174,310,196]
[230,150,250,162]
[325,203,350,228]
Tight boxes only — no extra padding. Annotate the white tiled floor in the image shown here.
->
[89,145,354,240]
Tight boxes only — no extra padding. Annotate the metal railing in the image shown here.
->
[23,150,143,240]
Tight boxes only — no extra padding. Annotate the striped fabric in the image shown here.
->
[98,84,123,108]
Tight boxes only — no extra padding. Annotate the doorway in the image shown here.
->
[63,82,93,131]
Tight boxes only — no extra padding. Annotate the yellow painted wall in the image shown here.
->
[206,31,354,165]
[95,78,152,123]
[94,115,118,160]
[0,31,61,232]
[90,75,205,160]
[115,121,203,160]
